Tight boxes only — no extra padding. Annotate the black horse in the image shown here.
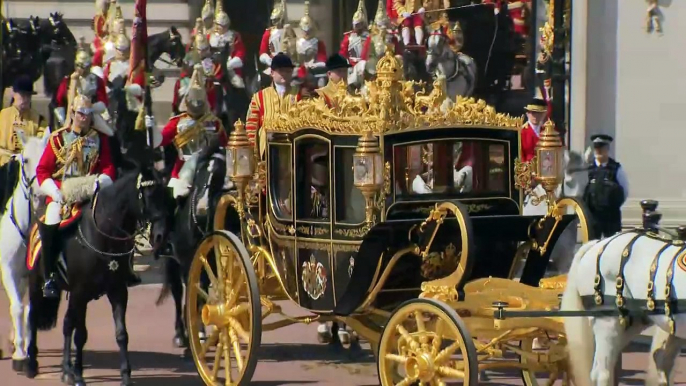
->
[155,139,240,353]
[24,162,171,386]
[147,27,186,86]
[1,18,43,105]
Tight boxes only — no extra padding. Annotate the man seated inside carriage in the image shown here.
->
[0,76,48,166]
[36,94,122,298]
[54,43,109,128]
[151,64,227,200]
[207,5,246,89]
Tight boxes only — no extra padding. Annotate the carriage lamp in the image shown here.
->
[353,130,383,225]
[226,119,255,217]
[534,119,564,206]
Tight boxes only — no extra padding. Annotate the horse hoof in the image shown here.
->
[61,371,75,385]
[12,358,26,373]
[317,331,332,344]
[74,379,87,386]
[25,362,38,379]
[181,347,192,359]
[120,375,134,386]
[173,336,186,348]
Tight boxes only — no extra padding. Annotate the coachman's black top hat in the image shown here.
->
[525,98,547,113]
[12,75,36,95]
[271,53,296,70]
[591,134,613,147]
[325,54,352,70]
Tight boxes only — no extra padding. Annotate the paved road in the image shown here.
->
[1,257,685,385]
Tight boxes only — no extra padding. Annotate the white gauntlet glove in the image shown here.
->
[41,179,64,204]
[93,174,114,193]
[402,12,411,18]
[418,7,425,14]
[168,178,191,199]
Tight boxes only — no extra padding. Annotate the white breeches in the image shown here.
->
[45,202,63,225]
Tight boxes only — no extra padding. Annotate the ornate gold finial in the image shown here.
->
[201,0,214,20]
[228,119,251,148]
[375,44,402,81]
[538,119,562,149]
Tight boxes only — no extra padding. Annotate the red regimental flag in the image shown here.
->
[129,0,148,86]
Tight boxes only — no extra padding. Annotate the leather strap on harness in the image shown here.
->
[615,233,643,327]
[593,232,625,305]
[647,243,674,311]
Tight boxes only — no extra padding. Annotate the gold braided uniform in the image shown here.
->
[0,106,48,166]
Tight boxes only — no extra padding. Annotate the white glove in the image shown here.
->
[97,174,113,188]
[418,7,425,14]
[125,83,143,97]
[227,56,243,70]
[145,115,156,130]
[402,12,411,18]
[41,179,64,203]
[168,178,191,199]
[584,145,594,165]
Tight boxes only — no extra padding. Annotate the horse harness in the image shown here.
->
[588,229,686,333]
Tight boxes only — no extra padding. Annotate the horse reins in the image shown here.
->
[9,155,36,243]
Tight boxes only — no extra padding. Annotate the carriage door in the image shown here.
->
[293,136,335,312]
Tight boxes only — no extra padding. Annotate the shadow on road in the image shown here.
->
[257,342,374,364]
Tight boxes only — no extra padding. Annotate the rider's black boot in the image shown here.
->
[38,222,60,298]
[127,255,142,287]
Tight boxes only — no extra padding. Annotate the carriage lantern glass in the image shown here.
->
[353,130,383,225]
[226,119,255,181]
[535,119,564,195]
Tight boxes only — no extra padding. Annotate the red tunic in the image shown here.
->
[55,76,108,108]
[483,0,530,35]
[36,129,116,203]
[361,34,400,60]
[339,32,366,66]
[258,28,275,58]
[246,86,302,149]
[93,14,108,39]
[206,32,246,79]
[387,0,399,24]
[160,114,227,178]
[92,39,105,67]
[521,124,539,163]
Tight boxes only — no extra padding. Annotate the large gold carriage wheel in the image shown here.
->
[187,230,262,386]
[378,298,478,386]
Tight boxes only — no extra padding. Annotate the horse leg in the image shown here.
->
[25,284,41,378]
[647,327,684,386]
[0,259,28,367]
[108,287,133,386]
[590,317,645,386]
[60,303,76,384]
[169,259,187,348]
[72,300,89,386]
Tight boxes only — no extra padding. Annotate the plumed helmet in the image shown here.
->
[270,0,287,26]
[194,33,210,51]
[75,49,92,67]
[185,64,208,116]
[193,17,204,36]
[215,11,230,27]
[201,0,215,21]
[299,1,315,34]
[115,33,130,51]
[72,94,93,115]
[95,0,108,14]
[373,0,390,28]
[352,0,368,27]
[111,14,125,36]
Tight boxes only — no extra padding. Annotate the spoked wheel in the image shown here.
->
[519,336,570,386]
[187,230,262,386]
[378,298,478,386]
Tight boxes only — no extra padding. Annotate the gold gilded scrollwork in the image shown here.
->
[515,156,546,206]
[335,225,371,239]
[296,225,328,237]
[301,255,327,300]
[421,242,460,280]
[261,46,522,136]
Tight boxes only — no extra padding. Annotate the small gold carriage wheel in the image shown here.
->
[378,298,478,386]
[187,230,262,386]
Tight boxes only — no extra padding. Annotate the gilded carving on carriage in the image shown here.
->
[421,242,459,280]
[302,254,327,300]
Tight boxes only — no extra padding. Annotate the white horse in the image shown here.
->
[0,131,49,367]
[425,25,477,98]
[562,230,686,386]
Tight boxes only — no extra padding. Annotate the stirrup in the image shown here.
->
[43,278,59,298]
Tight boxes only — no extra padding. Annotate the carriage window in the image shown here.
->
[335,147,365,224]
[394,139,508,198]
[295,139,331,221]
[269,145,293,220]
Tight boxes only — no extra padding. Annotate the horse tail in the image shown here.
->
[28,275,61,331]
[561,240,598,386]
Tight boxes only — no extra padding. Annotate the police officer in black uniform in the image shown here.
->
[583,134,629,238]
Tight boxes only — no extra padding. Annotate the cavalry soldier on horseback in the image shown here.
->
[152,64,227,199]
[0,76,48,166]
[172,51,200,115]
[361,1,401,70]
[94,4,125,69]
[193,33,222,115]
[295,1,328,90]
[258,0,289,68]
[246,53,301,159]
[339,0,369,67]
[36,94,117,298]
[103,32,145,111]
[207,1,246,89]
[583,134,629,238]
[200,0,215,36]
[54,40,109,128]
[91,0,110,63]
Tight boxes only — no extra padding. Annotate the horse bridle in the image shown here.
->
[426,32,461,82]
[8,155,37,243]
[80,173,163,257]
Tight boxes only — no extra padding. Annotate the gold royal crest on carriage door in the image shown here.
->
[302,255,327,300]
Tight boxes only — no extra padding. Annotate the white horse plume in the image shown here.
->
[0,129,49,362]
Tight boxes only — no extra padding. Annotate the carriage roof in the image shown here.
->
[261,46,524,136]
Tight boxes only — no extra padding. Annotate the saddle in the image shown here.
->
[26,203,84,271]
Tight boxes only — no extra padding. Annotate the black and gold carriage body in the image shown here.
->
[186,46,595,386]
